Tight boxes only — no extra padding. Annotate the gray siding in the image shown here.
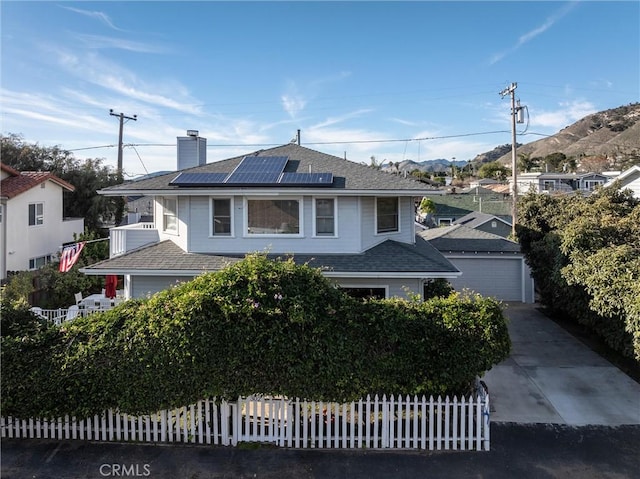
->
[476,221,512,238]
[188,195,363,254]
[335,277,423,300]
[361,196,416,250]
[131,275,194,299]
[445,255,534,303]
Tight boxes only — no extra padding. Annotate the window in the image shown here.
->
[438,218,453,226]
[376,197,399,233]
[584,180,602,191]
[341,287,387,300]
[163,197,177,232]
[542,180,555,191]
[314,198,336,236]
[247,199,300,235]
[211,198,232,236]
[29,255,52,270]
[28,202,44,226]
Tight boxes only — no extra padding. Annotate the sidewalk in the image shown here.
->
[483,303,640,425]
[2,423,639,479]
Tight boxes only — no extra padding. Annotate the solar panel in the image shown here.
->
[224,172,282,184]
[170,156,334,187]
[170,172,228,186]
[279,172,334,185]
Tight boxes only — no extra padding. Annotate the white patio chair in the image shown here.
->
[66,305,80,321]
[99,298,113,310]
[74,292,83,305]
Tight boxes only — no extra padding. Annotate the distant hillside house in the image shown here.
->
[0,164,84,280]
[514,172,608,195]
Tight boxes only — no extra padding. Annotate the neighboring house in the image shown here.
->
[452,211,512,238]
[0,164,84,280]
[604,165,640,198]
[81,142,461,300]
[418,224,535,303]
[514,172,608,195]
[430,190,512,227]
[468,178,500,189]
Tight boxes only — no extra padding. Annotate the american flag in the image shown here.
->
[59,242,86,272]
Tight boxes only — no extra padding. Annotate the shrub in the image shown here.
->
[1,254,510,418]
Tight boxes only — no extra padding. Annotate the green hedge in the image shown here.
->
[517,186,640,362]
[1,254,510,419]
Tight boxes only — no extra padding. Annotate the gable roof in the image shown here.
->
[0,164,75,199]
[98,144,437,196]
[453,211,512,229]
[80,235,460,278]
[418,224,521,254]
[605,165,640,187]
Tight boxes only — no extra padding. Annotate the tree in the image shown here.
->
[517,153,537,173]
[516,186,640,362]
[418,197,436,215]
[477,161,510,181]
[1,134,124,232]
[543,152,567,172]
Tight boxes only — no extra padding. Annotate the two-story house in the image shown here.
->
[80,141,461,300]
[0,164,84,280]
[514,172,608,195]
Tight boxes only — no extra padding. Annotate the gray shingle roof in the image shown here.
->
[453,211,511,229]
[418,225,521,253]
[81,236,459,276]
[100,144,436,195]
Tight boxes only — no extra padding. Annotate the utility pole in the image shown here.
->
[499,83,524,237]
[109,110,137,179]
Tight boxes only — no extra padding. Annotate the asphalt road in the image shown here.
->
[2,423,639,479]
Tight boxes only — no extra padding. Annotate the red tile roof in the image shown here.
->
[1,165,75,199]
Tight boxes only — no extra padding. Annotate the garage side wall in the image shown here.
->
[445,254,534,303]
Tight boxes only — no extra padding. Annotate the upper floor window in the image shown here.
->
[314,198,336,237]
[28,202,44,226]
[163,197,177,232]
[211,198,232,236]
[376,197,399,234]
[247,198,300,235]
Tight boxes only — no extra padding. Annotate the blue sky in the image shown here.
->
[2,1,639,177]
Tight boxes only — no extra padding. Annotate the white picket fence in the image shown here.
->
[1,393,490,451]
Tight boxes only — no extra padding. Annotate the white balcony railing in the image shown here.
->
[109,222,159,258]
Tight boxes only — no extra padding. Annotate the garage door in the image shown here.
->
[446,256,523,301]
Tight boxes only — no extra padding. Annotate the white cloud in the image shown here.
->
[531,100,597,130]
[61,6,125,31]
[490,2,578,64]
[46,47,202,115]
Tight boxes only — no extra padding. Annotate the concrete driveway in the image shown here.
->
[483,303,640,425]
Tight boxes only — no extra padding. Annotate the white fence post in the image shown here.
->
[0,392,490,451]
